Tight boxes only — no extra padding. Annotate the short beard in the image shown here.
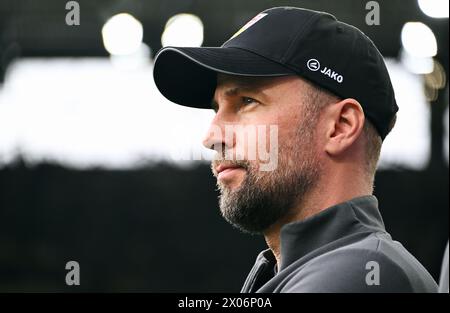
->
[213,125,321,235]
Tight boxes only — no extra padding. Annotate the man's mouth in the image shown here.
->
[214,163,246,181]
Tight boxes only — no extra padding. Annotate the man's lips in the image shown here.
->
[215,164,242,174]
[214,163,246,180]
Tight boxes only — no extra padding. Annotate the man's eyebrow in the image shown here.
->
[225,84,265,96]
[210,84,269,111]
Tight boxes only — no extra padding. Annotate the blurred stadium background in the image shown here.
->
[0,0,448,291]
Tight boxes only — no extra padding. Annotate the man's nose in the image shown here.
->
[202,113,234,153]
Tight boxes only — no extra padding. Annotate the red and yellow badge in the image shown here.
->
[229,13,268,40]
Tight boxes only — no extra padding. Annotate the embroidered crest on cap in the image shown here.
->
[228,13,268,41]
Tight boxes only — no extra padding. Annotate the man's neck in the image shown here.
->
[263,182,372,268]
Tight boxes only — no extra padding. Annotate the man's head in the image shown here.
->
[204,73,393,234]
[152,7,398,234]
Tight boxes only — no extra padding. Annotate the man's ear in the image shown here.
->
[324,98,365,156]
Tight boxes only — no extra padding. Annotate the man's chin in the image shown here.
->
[216,167,247,190]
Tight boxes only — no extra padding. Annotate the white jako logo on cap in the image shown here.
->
[307,58,344,84]
[307,59,320,71]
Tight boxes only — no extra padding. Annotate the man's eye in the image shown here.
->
[241,97,257,105]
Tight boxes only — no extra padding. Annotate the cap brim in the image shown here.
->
[153,46,295,109]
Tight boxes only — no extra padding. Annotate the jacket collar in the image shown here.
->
[277,195,386,271]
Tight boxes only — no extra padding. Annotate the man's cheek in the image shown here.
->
[233,124,279,171]
[258,125,279,172]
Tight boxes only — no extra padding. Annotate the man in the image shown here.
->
[153,7,437,292]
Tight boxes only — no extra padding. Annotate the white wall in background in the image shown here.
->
[0,57,431,170]
[0,58,215,168]
[379,59,431,170]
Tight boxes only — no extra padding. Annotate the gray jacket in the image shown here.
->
[241,196,438,293]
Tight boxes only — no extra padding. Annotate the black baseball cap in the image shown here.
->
[153,6,398,140]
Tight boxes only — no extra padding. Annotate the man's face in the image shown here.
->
[203,73,323,234]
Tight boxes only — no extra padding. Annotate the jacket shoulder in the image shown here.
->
[281,234,437,293]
